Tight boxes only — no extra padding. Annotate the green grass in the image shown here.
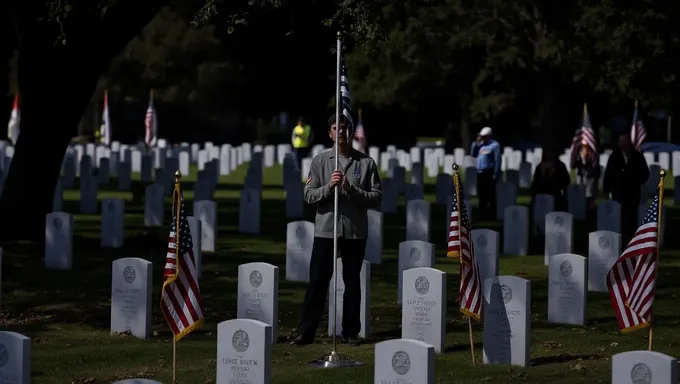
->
[3,163,680,383]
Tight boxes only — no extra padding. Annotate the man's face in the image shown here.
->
[619,134,632,152]
[329,123,350,144]
[481,134,490,142]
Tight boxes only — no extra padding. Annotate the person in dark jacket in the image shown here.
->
[603,132,650,246]
[531,148,571,212]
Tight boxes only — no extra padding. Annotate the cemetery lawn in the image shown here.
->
[3,163,680,384]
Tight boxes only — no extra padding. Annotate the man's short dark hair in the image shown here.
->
[298,117,305,124]
[327,114,353,129]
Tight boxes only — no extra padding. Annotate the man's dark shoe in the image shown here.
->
[289,333,314,346]
[344,336,360,346]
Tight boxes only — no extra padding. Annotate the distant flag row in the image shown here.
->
[96,89,157,148]
[571,100,647,155]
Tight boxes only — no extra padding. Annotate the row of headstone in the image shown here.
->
[0,326,676,384]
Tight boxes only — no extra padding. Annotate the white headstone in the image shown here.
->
[237,262,279,343]
[406,199,430,242]
[238,188,261,234]
[110,258,152,339]
[0,331,30,384]
[374,339,435,384]
[588,230,621,292]
[328,260,370,338]
[547,253,587,325]
[597,200,621,233]
[544,212,574,265]
[397,241,435,304]
[365,210,383,264]
[612,350,677,384]
[101,199,125,248]
[144,184,164,227]
[45,212,73,270]
[502,206,529,256]
[471,229,499,285]
[194,200,216,253]
[285,221,314,282]
[483,276,531,367]
[217,319,272,384]
[401,267,446,353]
[532,193,555,235]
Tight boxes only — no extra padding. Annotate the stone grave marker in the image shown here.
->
[406,199,431,242]
[144,184,164,227]
[110,258,152,339]
[397,241,435,304]
[588,230,621,292]
[567,184,586,220]
[471,229,499,285]
[544,211,573,265]
[612,350,677,384]
[187,216,203,278]
[374,339,434,384]
[79,176,98,214]
[217,319,272,384]
[483,275,531,367]
[496,182,518,221]
[328,259,371,338]
[401,267,446,353]
[365,209,383,264]
[532,193,554,235]
[194,200,216,253]
[45,212,73,270]
[502,205,529,256]
[285,221,314,282]
[597,200,621,233]
[238,188,261,234]
[0,331,30,384]
[101,199,125,248]
[237,262,279,343]
[548,253,587,325]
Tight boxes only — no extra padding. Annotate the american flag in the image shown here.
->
[7,91,20,145]
[99,89,111,146]
[570,103,598,168]
[144,89,157,148]
[607,193,660,333]
[160,187,204,341]
[353,109,366,153]
[447,177,482,320]
[631,100,647,151]
[339,51,354,136]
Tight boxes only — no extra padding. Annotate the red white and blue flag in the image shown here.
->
[144,89,157,148]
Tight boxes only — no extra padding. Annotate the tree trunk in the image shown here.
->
[0,2,159,242]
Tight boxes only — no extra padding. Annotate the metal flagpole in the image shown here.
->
[309,31,363,368]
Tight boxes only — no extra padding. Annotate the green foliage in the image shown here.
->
[102,7,244,128]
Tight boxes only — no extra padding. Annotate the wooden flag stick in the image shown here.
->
[452,164,476,364]
[171,170,183,383]
[648,169,666,351]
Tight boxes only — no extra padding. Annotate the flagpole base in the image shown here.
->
[308,350,364,368]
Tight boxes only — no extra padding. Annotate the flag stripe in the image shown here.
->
[631,104,647,150]
[447,178,482,320]
[570,106,598,168]
[606,194,659,333]
[160,189,204,341]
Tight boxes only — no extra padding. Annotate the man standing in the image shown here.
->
[288,114,382,346]
[291,117,314,169]
[603,132,650,246]
[470,127,501,219]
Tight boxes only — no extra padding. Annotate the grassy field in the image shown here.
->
[2,163,680,383]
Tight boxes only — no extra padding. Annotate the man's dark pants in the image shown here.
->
[477,169,497,220]
[296,236,366,339]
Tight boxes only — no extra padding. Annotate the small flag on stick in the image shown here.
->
[607,169,665,351]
